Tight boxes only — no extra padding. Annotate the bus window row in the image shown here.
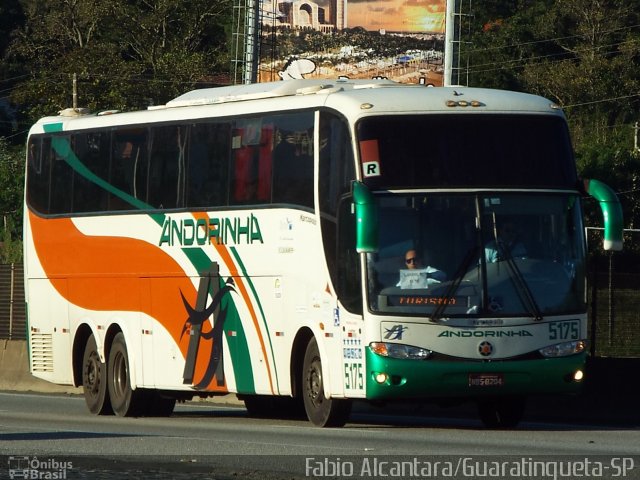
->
[26,111,318,215]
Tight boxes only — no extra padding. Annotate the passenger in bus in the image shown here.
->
[485,222,527,263]
[397,249,446,289]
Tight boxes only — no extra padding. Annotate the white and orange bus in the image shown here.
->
[24,79,622,427]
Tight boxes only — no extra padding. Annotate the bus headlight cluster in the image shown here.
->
[370,342,432,360]
[538,340,586,358]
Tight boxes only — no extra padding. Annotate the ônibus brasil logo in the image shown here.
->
[8,456,73,479]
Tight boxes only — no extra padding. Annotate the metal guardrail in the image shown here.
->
[0,263,26,340]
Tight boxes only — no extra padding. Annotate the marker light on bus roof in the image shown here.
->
[445,100,484,108]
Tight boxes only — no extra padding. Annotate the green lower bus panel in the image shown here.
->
[365,348,586,400]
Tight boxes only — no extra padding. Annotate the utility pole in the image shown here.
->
[73,73,78,110]
[444,0,459,86]
[243,0,261,84]
[231,0,261,85]
[444,0,472,86]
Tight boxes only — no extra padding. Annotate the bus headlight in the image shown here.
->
[370,342,432,360]
[538,340,587,358]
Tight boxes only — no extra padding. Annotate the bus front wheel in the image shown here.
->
[107,332,144,417]
[302,337,351,427]
[477,396,526,428]
[82,334,112,415]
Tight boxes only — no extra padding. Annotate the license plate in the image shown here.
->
[469,373,504,387]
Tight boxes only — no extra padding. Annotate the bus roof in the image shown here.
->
[30,79,565,135]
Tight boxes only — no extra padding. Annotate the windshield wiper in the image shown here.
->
[497,242,543,321]
[430,246,479,323]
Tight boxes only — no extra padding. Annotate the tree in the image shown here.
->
[8,0,233,120]
[0,137,24,262]
[0,0,26,139]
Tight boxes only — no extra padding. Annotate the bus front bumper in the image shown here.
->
[365,348,586,400]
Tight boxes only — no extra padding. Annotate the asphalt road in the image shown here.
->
[0,392,639,479]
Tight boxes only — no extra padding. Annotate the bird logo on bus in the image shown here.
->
[384,324,408,340]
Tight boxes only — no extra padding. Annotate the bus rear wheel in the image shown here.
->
[107,332,145,417]
[477,396,526,428]
[82,334,112,415]
[302,337,351,427]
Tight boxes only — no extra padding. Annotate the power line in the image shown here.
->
[1,129,29,140]
[0,74,31,84]
[563,93,640,109]
[466,23,640,54]
[467,37,640,73]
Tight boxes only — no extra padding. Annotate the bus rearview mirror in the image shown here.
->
[584,178,623,251]
[353,181,379,253]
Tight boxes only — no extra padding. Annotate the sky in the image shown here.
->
[347,0,446,33]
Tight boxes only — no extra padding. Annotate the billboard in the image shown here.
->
[256,0,446,85]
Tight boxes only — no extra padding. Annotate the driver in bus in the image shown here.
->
[397,249,446,289]
[485,222,527,263]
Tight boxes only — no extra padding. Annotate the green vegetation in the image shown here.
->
[0,137,22,263]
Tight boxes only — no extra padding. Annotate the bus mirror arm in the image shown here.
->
[583,178,623,251]
[352,181,379,253]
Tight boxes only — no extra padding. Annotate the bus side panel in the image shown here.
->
[232,275,285,396]
[26,278,73,385]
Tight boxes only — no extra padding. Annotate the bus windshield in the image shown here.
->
[367,193,586,318]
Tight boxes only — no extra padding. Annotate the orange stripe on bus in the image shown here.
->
[28,211,224,391]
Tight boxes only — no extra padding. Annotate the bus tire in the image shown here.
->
[82,334,112,415]
[107,332,144,417]
[302,337,351,427]
[477,396,525,429]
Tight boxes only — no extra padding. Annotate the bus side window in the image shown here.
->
[337,196,362,314]
[272,127,313,208]
[256,127,273,202]
[72,132,109,213]
[110,129,148,210]
[231,130,260,204]
[49,135,73,214]
[26,137,50,214]
[319,112,355,293]
[188,122,230,208]
[230,122,272,205]
[148,126,185,209]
